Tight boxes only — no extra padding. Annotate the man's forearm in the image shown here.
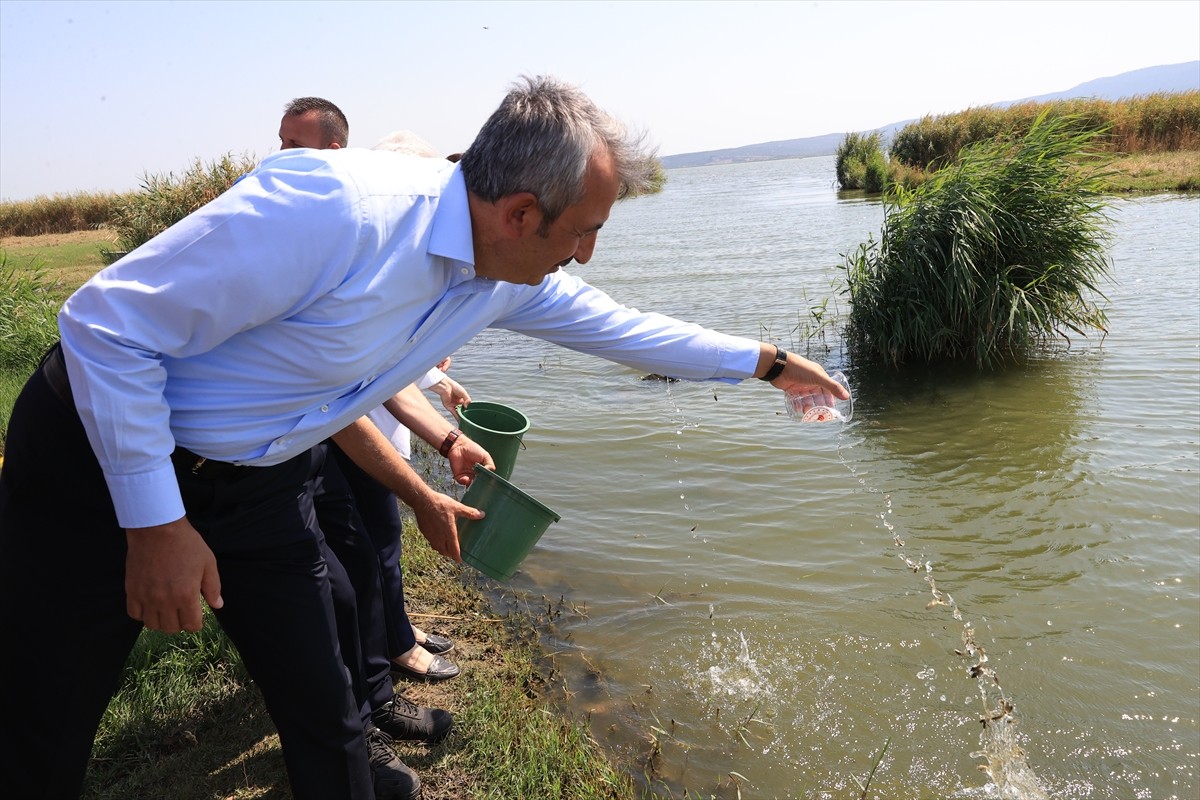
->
[383,384,456,447]
[330,416,439,508]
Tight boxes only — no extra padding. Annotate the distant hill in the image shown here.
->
[660,61,1200,169]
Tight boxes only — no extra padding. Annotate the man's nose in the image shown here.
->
[573,235,598,265]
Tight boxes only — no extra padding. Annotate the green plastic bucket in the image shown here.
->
[458,465,560,581]
[456,401,529,480]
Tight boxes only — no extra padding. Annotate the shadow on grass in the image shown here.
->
[82,679,292,800]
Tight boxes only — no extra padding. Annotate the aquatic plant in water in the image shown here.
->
[842,112,1114,368]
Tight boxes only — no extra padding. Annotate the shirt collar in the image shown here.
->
[429,164,476,278]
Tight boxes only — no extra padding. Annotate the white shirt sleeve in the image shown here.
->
[416,367,446,390]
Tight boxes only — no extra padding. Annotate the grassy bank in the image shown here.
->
[83,518,647,799]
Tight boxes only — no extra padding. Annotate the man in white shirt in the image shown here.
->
[0,75,846,799]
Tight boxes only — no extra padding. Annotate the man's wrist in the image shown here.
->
[438,429,461,457]
[759,345,788,381]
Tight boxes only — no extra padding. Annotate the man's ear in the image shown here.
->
[497,192,541,239]
[327,142,342,150]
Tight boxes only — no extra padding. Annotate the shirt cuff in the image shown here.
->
[416,367,446,390]
[716,336,766,383]
[103,463,187,529]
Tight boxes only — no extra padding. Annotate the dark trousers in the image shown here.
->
[330,443,419,659]
[313,447,396,718]
[0,355,372,799]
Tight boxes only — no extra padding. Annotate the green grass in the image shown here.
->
[0,256,63,446]
[1,231,110,299]
[452,677,633,799]
[83,611,257,798]
[73,455,650,799]
[392,467,650,799]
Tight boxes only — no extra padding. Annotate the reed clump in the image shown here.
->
[836,131,888,192]
[843,112,1113,368]
[108,153,257,251]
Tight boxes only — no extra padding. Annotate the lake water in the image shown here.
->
[442,157,1199,799]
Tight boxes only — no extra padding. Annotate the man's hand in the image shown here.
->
[429,376,471,416]
[757,345,850,400]
[410,492,485,562]
[448,434,495,485]
[125,517,222,633]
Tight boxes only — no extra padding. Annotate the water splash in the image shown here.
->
[700,630,770,700]
[960,625,1051,800]
[837,434,1050,799]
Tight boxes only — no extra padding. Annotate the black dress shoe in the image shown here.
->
[365,726,422,800]
[418,632,454,655]
[390,653,460,683]
[372,693,454,743]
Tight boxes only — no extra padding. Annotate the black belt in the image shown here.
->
[171,446,246,480]
[41,343,243,481]
[38,342,74,406]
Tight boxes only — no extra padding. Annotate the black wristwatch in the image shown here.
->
[760,346,788,381]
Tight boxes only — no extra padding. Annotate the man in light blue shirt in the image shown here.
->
[0,75,847,799]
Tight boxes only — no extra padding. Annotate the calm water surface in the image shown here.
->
[445,158,1199,799]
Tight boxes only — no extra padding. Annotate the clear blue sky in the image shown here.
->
[1,0,1197,201]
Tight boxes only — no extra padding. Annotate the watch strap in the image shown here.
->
[760,346,788,382]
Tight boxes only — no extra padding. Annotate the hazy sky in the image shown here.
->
[1,0,1197,201]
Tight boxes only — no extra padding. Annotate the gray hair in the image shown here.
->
[371,130,439,157]
[460,75,657,225]
[284,97,350,147]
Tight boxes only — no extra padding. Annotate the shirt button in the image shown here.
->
[320,404,329,412]
[460,267,469,275]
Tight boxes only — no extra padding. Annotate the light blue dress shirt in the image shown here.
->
[58,148,762,528]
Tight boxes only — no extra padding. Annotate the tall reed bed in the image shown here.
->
[109,153,257,251]
[890,91,1200,171]
[0,190,125,237]
[843,113,1113,368]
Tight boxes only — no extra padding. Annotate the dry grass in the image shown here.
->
[1103,149,1200,192]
